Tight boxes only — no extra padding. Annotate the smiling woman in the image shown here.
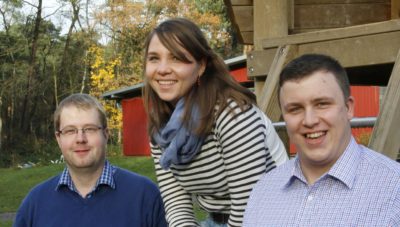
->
[145,34,205,105]
[142,18,288,227]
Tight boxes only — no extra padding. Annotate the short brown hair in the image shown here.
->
[53,93,107,132]
[279,54,350,103]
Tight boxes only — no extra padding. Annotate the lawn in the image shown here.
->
[0,155,206,226]
[0,156,155,213]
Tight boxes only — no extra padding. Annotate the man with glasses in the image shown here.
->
[14,93,167,227]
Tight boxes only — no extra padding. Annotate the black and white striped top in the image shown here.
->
[151,101,286,227]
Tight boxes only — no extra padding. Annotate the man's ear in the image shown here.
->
[104,128,110,141]
[346,96,355,120]
[55,132,62,147]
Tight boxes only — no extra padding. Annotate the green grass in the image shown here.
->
[0,220,12,227]
[0,156,155,213]
[0,164,65,213]
[0,155,206,226]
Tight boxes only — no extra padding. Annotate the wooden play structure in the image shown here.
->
[223,0,400,159]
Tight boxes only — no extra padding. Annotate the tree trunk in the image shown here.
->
[60,0,80,92]
[20,0,42,132]
[0,97,2,152]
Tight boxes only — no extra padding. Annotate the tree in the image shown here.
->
[0,0,99,167]
[0,0,241,167]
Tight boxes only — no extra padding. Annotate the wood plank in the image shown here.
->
[261,19,400,48]
[252,31,400,79]
[369,49,400,160]
[232,6,253,31]
[254,0,288,49]
[224,0,245,43]
[296,0,388,4]
[241,31,253,44]
[247,48,277,77]
[288,0,295,31]
[257,45,298,153]
[393,0,400,19]
[294,3,390,29]
[296,31,400,67]
[230,0,253,5]
[254,77,266,103]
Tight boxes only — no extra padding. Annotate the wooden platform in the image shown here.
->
[224,0,397,44]
[223,0,400,159]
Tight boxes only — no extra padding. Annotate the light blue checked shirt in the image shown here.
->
[244,137,400,227]
[56,160,116,198]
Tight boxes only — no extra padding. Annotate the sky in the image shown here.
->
[23,0,105,35]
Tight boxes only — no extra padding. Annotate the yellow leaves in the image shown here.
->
[88,44,123,132]
[88,45,121,91]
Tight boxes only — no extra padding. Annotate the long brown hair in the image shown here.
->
[143,18,256,138]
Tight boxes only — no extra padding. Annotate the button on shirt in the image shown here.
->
[56,160,116,198]
[243,137,400,227]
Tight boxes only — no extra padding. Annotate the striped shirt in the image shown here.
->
[151,101,282,227]
[57,160,115,197]
[243,137,400,226]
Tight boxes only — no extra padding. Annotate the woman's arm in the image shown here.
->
[260,111,288,166]
[151,145,200,227]
[215,102,276,226]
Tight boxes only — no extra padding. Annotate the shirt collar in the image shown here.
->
[56,160,116,192]
[283,157,307,188]
[327,137,361,189]
[284,137,361,189]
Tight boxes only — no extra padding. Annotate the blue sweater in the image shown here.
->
[14,167,167,227]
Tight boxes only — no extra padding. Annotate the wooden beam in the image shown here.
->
[393,0,400,19]
[258,45,297,118]
[296,31,400,67]
[247,49,277,77]
[231,6,253,31]
[369,49,400,160]
[254,0,289,49]
[293,3,390,30]
[262,19,400,48]
[241,31,254,44]
[250,30,400,82]
[288,0,294,31]
[257,45,297,153]
[296,0,388,3]
[230,0,252,5]
[254,20,400,84]
[224,0,245,44]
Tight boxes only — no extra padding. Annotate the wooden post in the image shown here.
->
[253,0,288,49]
[253,0,289,97]
[369,49,400,160]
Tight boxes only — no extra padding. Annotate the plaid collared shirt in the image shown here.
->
[56,160,116,197]
[244,137,400,227]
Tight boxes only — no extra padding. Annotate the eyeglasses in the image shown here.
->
[57,126,104,137]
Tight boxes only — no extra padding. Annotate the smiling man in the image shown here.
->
[243,54,400,226]
[14,93,167,227]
